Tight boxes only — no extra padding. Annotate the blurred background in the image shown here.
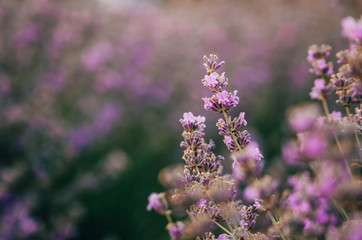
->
[0,0,361,239]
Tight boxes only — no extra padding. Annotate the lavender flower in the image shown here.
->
[202,72,228,92]
[341,16,362,42]
[146,192,168,213]
[203,90,239,113]
[167,221,185,240]
[180,112,206,132]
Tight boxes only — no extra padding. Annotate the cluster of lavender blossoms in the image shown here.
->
[148,15,362,240]
[147,54,278,240]
[280,15,362,239]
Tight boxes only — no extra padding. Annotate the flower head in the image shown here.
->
[180,112,206,131]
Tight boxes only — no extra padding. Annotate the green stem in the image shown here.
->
[165,212,173,223]
[331,198,349,221]
[212,220,236,240]
[267,211,287,240]
[226,220,234,233]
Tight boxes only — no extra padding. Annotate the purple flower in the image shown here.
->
[216,234,232,240]
[238,112,247,126]
[282,141,301,166]
[299,133,326,158]
[202,72,228,92]
[179,112,206,131]
[307,44,331,63]
[310,79,327,100]
[197,198,207,208]
[146,193,164,212]
[167,221,185,240]
[253,200,261,210]
[303,218,313,232]
[224,135,234,149]
[244,186,260,201]
[331,111,342,121]
[287,103,320,132]
[203,54,225,74]
[216,118,228,135]
[341,16,362,42]
[13,24,39,48]
[82,42,113,71]
[203,90,239,113]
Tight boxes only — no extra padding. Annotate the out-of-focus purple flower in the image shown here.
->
[341,16,362,42]
[287,103,320,132]
[243,186,260,201]
[167,221,185,240]
[95,71,124,93]
[82,42,113,71]
[288,193,311,214]
[197,199,207,208]
[146,193,164,212]
[310,79,329,100]
[246,142,264,161]
[282,141,301,166]
[179,112,206,131]
[303,218,313,232]
[69,126,93,150]
[299,133,326,158]
[307,44,331,63]
[13,24,39,48]
[331,111,342,121]
[345,220,362,240]
[253,200,261,210]
[216,234,232,240]
[93,103,121,133]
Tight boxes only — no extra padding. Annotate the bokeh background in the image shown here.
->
[0,0,361,239]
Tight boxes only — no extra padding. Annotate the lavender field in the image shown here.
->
[0,0,361,239]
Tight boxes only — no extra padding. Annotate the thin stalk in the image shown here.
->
[321,99,352,179]
[212,220,237,240]
[331,198,349,221]
[267,211,287,240]
[345,107,360,148]
[226,220,234,233]
[165,212,173,223]
[222,111,244,152]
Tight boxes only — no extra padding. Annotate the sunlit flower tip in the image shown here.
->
[179,112,206,131]
[146,192,167,212]
[167,221,185,240]
[216,234,232,240]
[341,16,362,42]
[203,54,225,74]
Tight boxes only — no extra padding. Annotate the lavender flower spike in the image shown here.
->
[203,54,225,75]
[179,112,206,131]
